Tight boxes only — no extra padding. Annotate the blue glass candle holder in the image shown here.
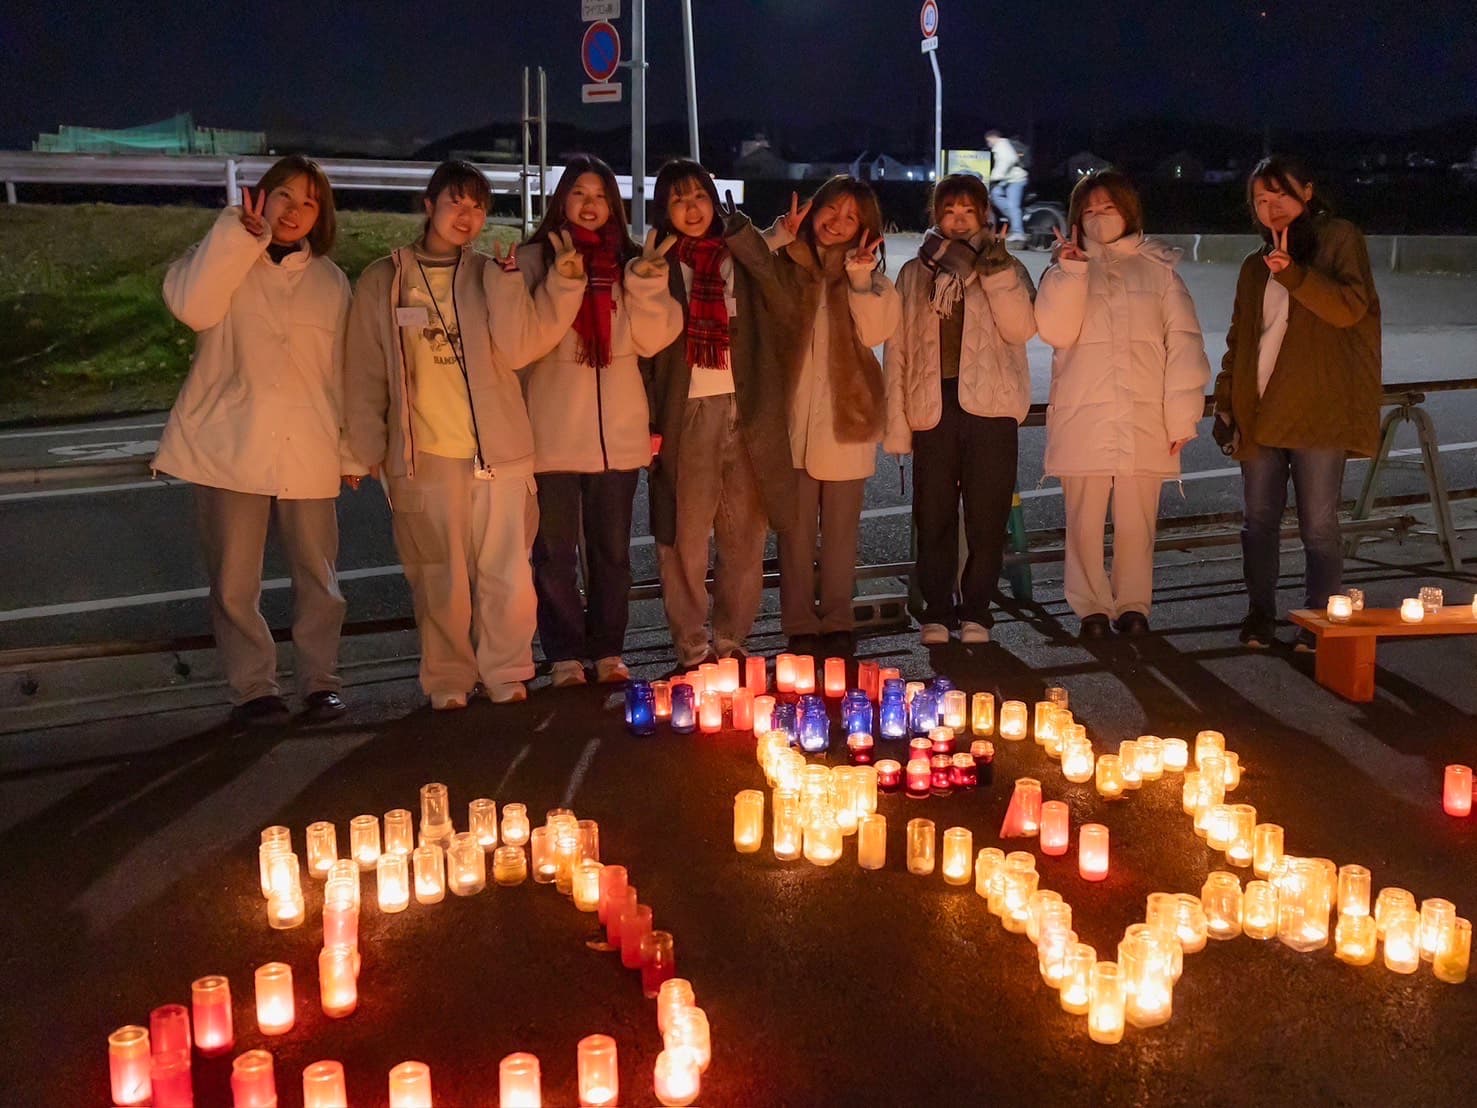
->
[910,687,939,736]
[842,690,873,736]
[797,696,830,753]
[770,701,797,745]
[879,687,908,740]
[670,683,696,734]
[932,676,955,694]
[625,681,656,736]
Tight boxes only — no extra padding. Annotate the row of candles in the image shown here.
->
[1324,586,1477,624]
[108,789,713,1107]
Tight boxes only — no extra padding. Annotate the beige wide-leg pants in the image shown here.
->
[1060,474,1164,620]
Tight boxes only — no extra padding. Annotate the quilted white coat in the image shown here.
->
[883,256,1037,455]
[155,208,358,499]
[1035,233,1211,478]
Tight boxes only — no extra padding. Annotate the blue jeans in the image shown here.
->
[1239,446,1346,615]
[990,179,1026,238]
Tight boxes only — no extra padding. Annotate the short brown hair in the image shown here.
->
[798,174,887,272]
[254,155,336,255]
[930,173,993,227]
[1067,169,1144,241]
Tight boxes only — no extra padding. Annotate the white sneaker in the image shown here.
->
[960,621,991,644]
[919,623,950,646]
[488,681,528,704]
[431,691,469,711]
[550,660,588,687]
[595,656,630,684]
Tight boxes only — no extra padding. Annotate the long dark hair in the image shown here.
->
[797,174,887,273]
[652,158,722,240]
[526,153,639,259]
[1247,155,1331,264]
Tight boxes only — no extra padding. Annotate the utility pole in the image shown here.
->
[681,0,700,161]
[630,0,648,234]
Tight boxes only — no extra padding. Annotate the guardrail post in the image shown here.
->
[4,182,15,205]
[225,158,238,205]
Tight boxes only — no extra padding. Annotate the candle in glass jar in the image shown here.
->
[573,859,604,912]
[940,826,972,885]
[1225,804,1256,867]
[302,1060,348,1108]
[803,811,842,866]
[230,1050,276,1108]
[494,845,528,886]
[1334,913,1376,965]
[1194,729,1225,767]
[320,880,358,953]
[150,1003,191,1055]
[1253,823,1284,878]
[998,700,1028,740]
[670,683,697,733]
[1162,737,1189,772]
[1202,872,1244,940]
[348,814,381,870]
[1420,898,1457,962]
[1000,777,1042,837]
[1336,864,1371,918]
[306,821,338,879]
[641,930,677,998]
[501,803,530,847]
[733,790,764,853]
[794,655,816,695]
[846,731,875,766]
[940,689,967,731]
[714,655,740,694]
[597,865,628,925]
[857,659,880,701]
[842,690,873,735]
[498,1053,541,1108]
[772,791,802,861]
[1375,887,1416,939]
[929,753,954,795]
[1096,754,1125,798]
[621,904,655,969]
[258,826,291,897]
[108,1026,152,1106]
[1383,907,1421,973]
[653,1049,700,1107]
[383,809,414,856]
[1078,823,1109,881]
[150,1049,192,1108]
[698,662,718,697]
[950,752,978,788]
[1326,594,1353,621]
[1243,880,1279,939]
[574,1035,618,1107]
[1039,801,1070,856]
[1061,736,1095,783]
[729,687,754,732]
[906,817,936,876]
[377,851,410,913]
[1088,962,1125,1044]
[775,653,797,693]
[650,679,673,721]
[743,654,767,695]
[823,656,846,697]
[191,975,234,1056]
[1445,764,1473,817]
[1059,942,1096,1015]
[1032,700,1055,745]
[255,962,295,1036]
[857,813,887,870]
[1400,597,1424,623]
[318,947,357,1018]
[448,832,487,896]
[1118,741,1142,789]
[929,725,955,756]
[753,695,775,735]
[969,691,995,735]
[1434,917,1471,984]
[875,758,902,791]
[699,689,723,733]
[905,758,932,799]
[413,843,446,904]
[388,1061,433,1108]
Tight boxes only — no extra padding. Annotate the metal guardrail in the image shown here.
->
[0,151,744,204]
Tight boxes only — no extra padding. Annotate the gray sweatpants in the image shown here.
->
[656,395,767,666]
[1060,474,1164,619]
[388,452,539,698]
[193,484,344,705]
[778,470,867,637]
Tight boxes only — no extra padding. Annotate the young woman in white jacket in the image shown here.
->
[1035,170,1211,639]
[343,160,587,710]
[155,156,358,727]
[519,155,684,687]
[884,173,1037,646]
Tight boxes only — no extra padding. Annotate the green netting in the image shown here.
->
[32,113,265,156]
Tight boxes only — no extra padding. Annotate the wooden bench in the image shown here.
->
[1288,607,1477,702]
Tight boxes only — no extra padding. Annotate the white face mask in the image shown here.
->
[1082,212,1126,245]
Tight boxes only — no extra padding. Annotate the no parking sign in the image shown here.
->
[582,19,624,104]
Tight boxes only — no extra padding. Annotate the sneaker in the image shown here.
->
[594,656,630,684]
[1079,614,1112,641]
[431,691,469,711]
[550,660,588,688]
[1292,628,1318,654]
[488,681,529,703]
[960,621,991,644]
[1238,610,1277,649]
[1113,611,1150,636]
[302,690,347,721]
[231,694,291,728]
[1005,233,1027,247]
[919,623,950,646]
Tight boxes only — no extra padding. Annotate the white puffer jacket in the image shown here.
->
[883,255,1036,455]
[1036,233,1211,478]
[155,207,359,499]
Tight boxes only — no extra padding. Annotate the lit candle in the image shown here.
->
[665,1006,711,1072]
[999,777,1042,838]
[448,831,488,895]
[775,653,797,693]
[1088,962,1126,1044]
[1027,892,1067,946]
[879,666,901,685]
[1039,801,1070,856]
[699,662,719,696]
[652,679,673,720]
[879,684,908,739]
[1174,894,1209,954]
[414,843,446,904]
[1337,864,1371,918]
[620,903,655,969]
[1202,872,1244,940]
[597,865,629,925]
[419,782,452,847]
[1226,804,1256,868]
[377,851,410,913]
[1253,823,1284,878]
[904,817,936,875]
[1445,764,1473,817]
[1095,754,1125,798]
[875,758,902,791]
[1061,736,1095,783]
[303,1060,349,1108]
[842,690,873,735]
[1033,700,1055,745]
[998,700,1028,740]
[1060,942,1096,1015]
[1194,729,1225,767]
[950,752,978,788]
[823,656,846,697]
[384,809,414,855]
[1276,857,1331,952]
[266,851,306,929]
[1000,854,1038,931]
[1243,880,1279,939]
[306,821,338,879]
[230,1050,277,1108]
[929,725,955,756]
[1119,925,1175,1027]
[530,827,556,885]
[1383,906,1421,973]
[716,656,740,694]
[699,689,723,733]
[641,930,677,998]
[658,979,696,1035]
[1434,917,1471,984]
[501,803,530,847]
[653,1050,700,1107]
[1078,823,1109,881]
[150,1049,192,1108]
[1037,924,1077,989]
[493,845,528,886]
[970,691,995,735]
[150,1003,191,1055]
[108,1026,152,1107]
[905,757,932,799]
[626,681,657,735]
[498,1053,543,1108]
[803,811,842,866]
[772,791,802,861]
[1222,751,1242,790]
[733,789,764,853]
[191,975,234,1056]
[1400,597,1424,623]
[255,962,295,1036]
[797,696,830,753]
[794,654,816,695]
[1375,887,1416,940]
[1334,913,1377,965]
[576,1035,619,1107]
[846,731,875,765]
[974,847,1004,900]
[573,859,604,911]
[940,689,967,731]
[857,658,880,701]
[753,694,775,734]
[1327,594,1353,621]
[1162,737,1189,772]
[941,826,972,885]
[388,1061,434,1108]
[1118,741,1142,789]
[318,946,357,1019]
[1420,898,1456,962]
[670,683,697,733]
[258,826,291,897]
[1205,803,1236,851]
[731,687,754,731]
[857,813,887,870]
[745,654,767,694]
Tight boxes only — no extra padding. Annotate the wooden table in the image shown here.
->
[1288,607,1477,702]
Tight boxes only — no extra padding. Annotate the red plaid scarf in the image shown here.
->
[568,222,624,369]
[674,234,731,371]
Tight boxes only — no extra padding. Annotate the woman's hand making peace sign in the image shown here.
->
[630,227,678,279]
[1052,225,1088,264]
[238,187,267,237]
[844,230,881,290]
[780,191,813,237]
[1264,226,1292,274]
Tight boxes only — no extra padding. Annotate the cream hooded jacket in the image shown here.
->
[155,207,357,499]
[883,255,1037,455]
[1035,233,1211,478]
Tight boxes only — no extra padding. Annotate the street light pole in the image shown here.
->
[681,0,700,161]
[630,0,648,234]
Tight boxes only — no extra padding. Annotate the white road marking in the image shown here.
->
[0,479,182,503]
[0,420,165,441]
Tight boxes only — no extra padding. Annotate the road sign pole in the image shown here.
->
[929,48,942,181]
[681,0,700,161]
[631,0,647,234]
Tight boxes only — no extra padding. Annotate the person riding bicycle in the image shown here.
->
[986,130,1029,246]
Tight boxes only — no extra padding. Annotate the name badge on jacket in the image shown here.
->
[396,306,429,328]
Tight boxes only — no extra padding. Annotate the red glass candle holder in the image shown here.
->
[905,758,932,798]
[847,732,875,765]
[930,753,954,796]
[876,759,902,791]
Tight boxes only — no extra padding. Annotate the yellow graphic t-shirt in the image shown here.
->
[404,260,478,460]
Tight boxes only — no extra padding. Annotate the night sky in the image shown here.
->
[4,1,1474,150]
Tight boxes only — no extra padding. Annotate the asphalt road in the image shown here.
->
[2,245,1475,654]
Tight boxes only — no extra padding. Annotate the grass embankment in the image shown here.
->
[0,204,518,424]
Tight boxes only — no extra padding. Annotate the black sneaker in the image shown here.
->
[1292,628,1317,654]
[1238,610,1277,649]
[303,690,347,721]
[1113,611,1150,636]
[231,695,291,728]
[1079,614,1112,641]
